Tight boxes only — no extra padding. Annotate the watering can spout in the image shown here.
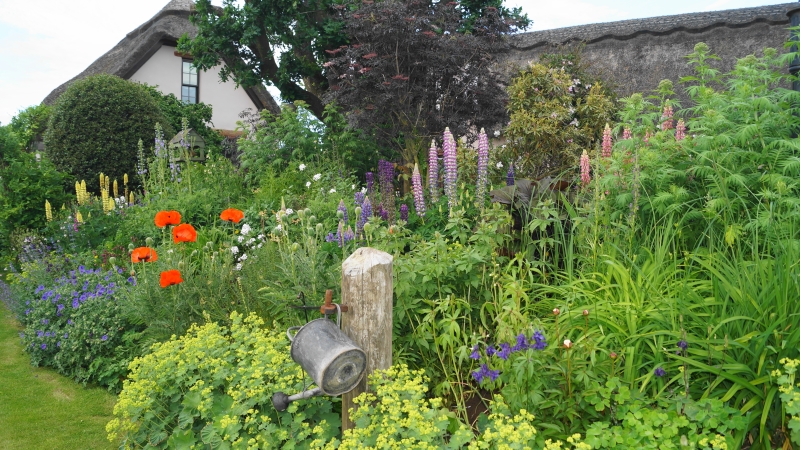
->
[272,387,324,411]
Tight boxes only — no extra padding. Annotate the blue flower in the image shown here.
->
[654,367,666,377]
[486,345,496,357]
[677,340,688,350]
[101,334,108,341]
[531,330,547,350]
[469,344,481,360]
[37,331,44,338]
[471,363,501,384]
[40,343,47,350]
[497,343,511,360]
[511,333,529,352]
[127,276,136,285]
[72,299,79,309]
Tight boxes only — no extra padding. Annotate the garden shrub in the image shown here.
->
[141,84,222,152]
[13,256,140,391]
[44,74,174,189]
[504,49,616,178]
[9,104,51,151]
[106,311,340,449]
[0,123,71,262]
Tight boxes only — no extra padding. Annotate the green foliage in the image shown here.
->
[12,256,140,391]
[107,312,340,449]
[0,124,71,260]
[584,393,746,449]
[238,102,381,183]
[9,104,51,151]
[504,49,616,178]
[43,74,174,188]
[140,84,222,150]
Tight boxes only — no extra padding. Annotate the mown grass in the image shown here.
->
[0,303,116,450]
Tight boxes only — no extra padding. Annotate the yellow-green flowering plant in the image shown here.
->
[107,312,339,449]
[774,358,800,445]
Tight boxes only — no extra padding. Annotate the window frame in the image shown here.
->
[181,59,198,104]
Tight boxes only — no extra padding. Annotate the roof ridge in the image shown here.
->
[511,3,795,49]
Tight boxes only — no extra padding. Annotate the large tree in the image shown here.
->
[179,0,527,122]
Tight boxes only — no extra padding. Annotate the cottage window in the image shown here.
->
[181,60,198,104]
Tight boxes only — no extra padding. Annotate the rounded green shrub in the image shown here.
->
[44,74,174,189]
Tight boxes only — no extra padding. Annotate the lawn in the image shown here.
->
[0,303,116,450]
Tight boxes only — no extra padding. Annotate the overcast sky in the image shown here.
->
[0,0,791,125]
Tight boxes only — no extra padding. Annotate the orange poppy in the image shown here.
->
[160,270,183,288]
[154,210,181,228]
[220,208,244,223]
[131,247,158,263]
[172,223,197,243]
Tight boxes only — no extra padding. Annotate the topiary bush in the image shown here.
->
[44,74,174,189]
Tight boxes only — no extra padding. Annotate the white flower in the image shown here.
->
[361,187,367,194]
[285,208,294,215]
[496,161,503,169]
[494,130,500,137]
[230,246,239,255]
[238,236,245,243]
[248,238,256,244]
[298,163,306,171]
[563,339,572,349]
[257,243,263,248]
[329,188,336,194]
[241,224,251,235]
[313,173,322,181]
[257,234,264,240]
[167,249,174,254]
[351,184,356,190]
[240,254,248,261]
[306,181,311,188]
[235,263,243,271]
[274,224,282,232]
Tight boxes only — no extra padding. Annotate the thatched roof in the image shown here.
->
[503,3,796,101]
[42,0,280,115]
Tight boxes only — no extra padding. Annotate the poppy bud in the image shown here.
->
[583,309,589,316]
[355,207,362,217]
[128,243,135,251]
[108,257,116,266]
[190,250,198,257]
[297,209,306,218]
[291,243,300,253]
[304,208,311,216]
[610,352,617,359]
[337,210,344,219]
[145,237,154,247]
[309,216,317,223]
[316,223,323,234]
[553,308,560,316]
[178,261,185,270]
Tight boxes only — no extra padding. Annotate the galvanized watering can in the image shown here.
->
[272,303,367,411]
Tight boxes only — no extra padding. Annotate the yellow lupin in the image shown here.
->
[45,200,53,222]
[76,211,84,223]
[113,179,119,198]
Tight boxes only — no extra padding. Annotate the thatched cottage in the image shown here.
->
[42,0,279,131]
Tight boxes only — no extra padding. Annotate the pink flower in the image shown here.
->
[622,128,632,140]
[476,128,489,207]
[428,139,439,204]
[580,150,591,185]
[661,104,674,131]
[412,163,426,217]
[602,123,612,158]
[443,128,458,213]
[675,119,686,141]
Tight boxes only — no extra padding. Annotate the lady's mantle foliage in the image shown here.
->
[107,312,340,449]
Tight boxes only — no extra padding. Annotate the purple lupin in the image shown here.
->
[428,139,439,204]
[443,127,458,214]
[476,128,489,208]
[412,162,426,217]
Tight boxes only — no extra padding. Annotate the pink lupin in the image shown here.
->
[602,123,612,158]
[661,104,674,131]
[580,150,591,185]
[622,128,632,140]
[427,139,439,204]
[675,119,686,141]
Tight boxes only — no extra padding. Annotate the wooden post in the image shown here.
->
[340,247,393,431]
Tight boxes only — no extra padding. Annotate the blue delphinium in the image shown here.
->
[471,329,547,384]
[654,367,666,377]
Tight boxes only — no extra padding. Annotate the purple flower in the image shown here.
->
[399,204,409,222]
[354,191,365,208]
[378,160,395,222]
[442,128,458,213]
[357,196,372,239]
[531,330,547,350]
[67,319,73,325]
[337,200,348,224]
[428,140,439,204]
[40,343,46,350]
[506,162,515,186]
[470,344,481,360]
[101,334,108,341]
[486,345,496,357]
[378,205,389,221]
[511,333,528,352]
[471,363,500,384]
[127,276,136,285]
[497,343,511,360]
[654,367,666,377]
[72,299,79,309]
[411,163,426,218]
[365,172,374,198]
[677,340,688,350]
[476,128,489,208]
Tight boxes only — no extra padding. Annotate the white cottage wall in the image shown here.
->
[128,44,257,131]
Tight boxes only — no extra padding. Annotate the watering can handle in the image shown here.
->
[287,326,302,342]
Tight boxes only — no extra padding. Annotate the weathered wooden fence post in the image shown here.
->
[340,247,393,431]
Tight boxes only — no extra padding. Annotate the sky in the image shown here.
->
[0,0,791,125]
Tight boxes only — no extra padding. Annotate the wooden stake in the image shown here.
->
[340,247,393,431]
